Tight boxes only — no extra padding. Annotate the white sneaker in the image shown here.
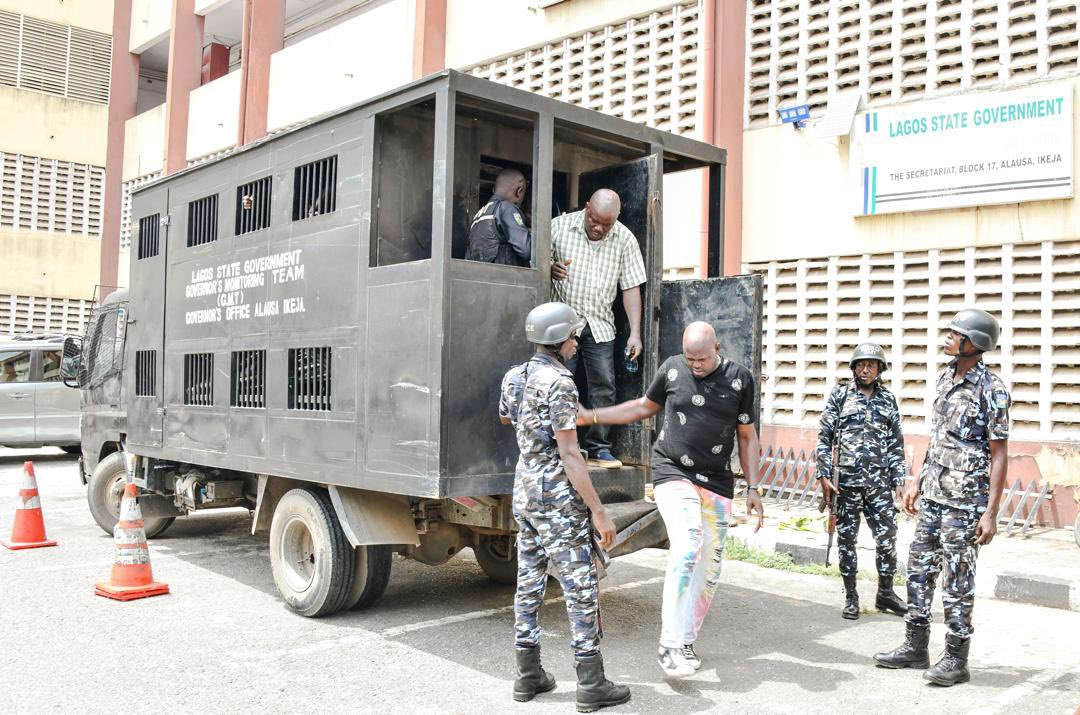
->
[682,643,702,671]
[657,646,695,677]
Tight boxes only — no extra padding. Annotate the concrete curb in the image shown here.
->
[766,539,1080,613]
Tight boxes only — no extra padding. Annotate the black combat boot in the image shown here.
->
[923,633,971,686]
[873,622,930,669]
[513,646,556,702]
[575,652,631,713]
[875,575,906,616]
[842,575,860,620]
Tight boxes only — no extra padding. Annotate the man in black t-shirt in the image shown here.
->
[577,322,764,678]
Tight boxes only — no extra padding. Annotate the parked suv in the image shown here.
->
[0,334,80,451]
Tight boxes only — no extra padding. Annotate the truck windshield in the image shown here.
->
[82,304,125,387]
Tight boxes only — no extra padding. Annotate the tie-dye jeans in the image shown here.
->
[654,479,730,649]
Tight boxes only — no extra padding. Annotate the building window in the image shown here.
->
[183,353,213,406]
[288,347,331,411]
[291,156,337,221]
[187,194,218,247]
[230,349,266,408]
[135,349,156,397]
[137,214,160,259]
[235,177,271,236]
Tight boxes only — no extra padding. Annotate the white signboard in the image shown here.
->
[851,85,1073,216]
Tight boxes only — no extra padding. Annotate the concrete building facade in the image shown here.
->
[0,0,113,333]
[108,0,1077,526]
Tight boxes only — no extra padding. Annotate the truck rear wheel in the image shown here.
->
[344,544,393,610]
[473,535,518,585]
[269,487,355,617]
[87,452,175,539]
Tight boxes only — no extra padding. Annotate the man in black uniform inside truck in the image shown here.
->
[464,168,532,266]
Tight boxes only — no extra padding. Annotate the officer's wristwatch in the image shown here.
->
[747,484,763,497]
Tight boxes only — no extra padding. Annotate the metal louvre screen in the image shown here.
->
[183,353,214,406]
[0,10,111,104]
[187,194,219,247]
[235,177,272,236]
[137,214,159,259]
[466,3,700,137]
[291,156,337,220]
[750,238,1080,441]
[0,293,92,335]
[288,347,331,411]
[135,349,156,397]
[230,350,266,408]
[0,152,105,236]
[745,0,1080,128]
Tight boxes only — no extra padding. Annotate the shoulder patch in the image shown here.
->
[513,211,525,227]
[992,389,1010,409]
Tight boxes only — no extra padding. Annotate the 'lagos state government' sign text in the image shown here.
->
[851,84,1073,216]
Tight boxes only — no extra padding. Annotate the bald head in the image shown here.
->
[682,321,721,377]
[583,189,622,241]
[494,168,527,204]
[588,189,621,218]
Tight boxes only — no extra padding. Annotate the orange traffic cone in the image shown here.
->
[2,461,58,550]
[94,482,169,601]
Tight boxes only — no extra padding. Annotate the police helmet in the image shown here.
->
[948,309,1000,352]
[849,343,888,372]
[525,302,586,345]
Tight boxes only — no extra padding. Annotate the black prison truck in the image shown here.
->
[67,71,761,617]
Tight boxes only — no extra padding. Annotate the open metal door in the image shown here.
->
[125,188,170,449]
[576,154,660,466]
[659,274,764,428]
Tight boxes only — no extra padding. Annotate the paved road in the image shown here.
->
[1,449,1078,714]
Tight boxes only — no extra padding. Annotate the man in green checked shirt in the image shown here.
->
[551,188,647,469]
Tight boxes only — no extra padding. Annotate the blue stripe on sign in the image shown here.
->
[863,167,869,215]
[871,167,878,214]
[864,113,870,132]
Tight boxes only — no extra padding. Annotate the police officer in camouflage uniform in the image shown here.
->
[816,343,907,620]
[874,309,1011,687]
[498,301,630,712]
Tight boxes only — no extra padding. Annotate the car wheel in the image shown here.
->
[87,452,175,538]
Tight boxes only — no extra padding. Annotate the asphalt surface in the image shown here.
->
[1,449,1078,714]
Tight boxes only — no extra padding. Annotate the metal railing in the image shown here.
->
[743,445,1054,536]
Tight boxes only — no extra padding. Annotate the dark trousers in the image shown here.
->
[565,325,615,455]
[835,482,899,579]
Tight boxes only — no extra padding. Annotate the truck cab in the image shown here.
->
[70,71,760,617]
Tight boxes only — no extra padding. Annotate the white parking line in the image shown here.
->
[236,575,666,665]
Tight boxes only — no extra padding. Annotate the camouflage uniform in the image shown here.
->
[816,381,906,578]
[499,352,599,657]
[906,360,1010,639]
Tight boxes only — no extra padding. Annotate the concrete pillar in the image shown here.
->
[238,0,284,146]
[714,1,746,276]
[100,0,140,291]
[201,41,229,85]
[412,0,446,79]
[163,0,204,175]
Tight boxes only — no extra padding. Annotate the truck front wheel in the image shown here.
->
[269,487,355,617]
[473,535,518,585]
[87,452,175,539]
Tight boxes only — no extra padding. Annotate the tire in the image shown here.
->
[269,487,355,618]
[61,445,82,455]
[344,544,393,611]
[87,452,175,539]
[473,534,518,585]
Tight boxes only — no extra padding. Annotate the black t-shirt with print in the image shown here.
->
[645,355,756,498]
